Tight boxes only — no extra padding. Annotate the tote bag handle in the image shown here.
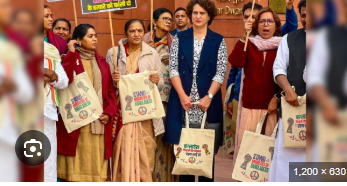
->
[185,101,207,130]
[255,112,279,139]
[281,86,295,97]
[255,113,268,134]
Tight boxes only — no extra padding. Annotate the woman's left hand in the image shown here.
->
[149,73,159,84]
[44,76,50,87]
[99,114,110,125]
[161,56,170,66]
[268,97,278,115]
[198,96,212,112]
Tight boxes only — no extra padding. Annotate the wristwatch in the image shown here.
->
[207,93,214,99]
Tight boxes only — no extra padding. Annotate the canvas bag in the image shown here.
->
[281,93,306,148]
[232,113,278,182]
[159,53,171,102]
[57,72,103,133]
[119,71,165,124]
[316,108,347,162]
[172,112,215,179]
[221,83,235,157]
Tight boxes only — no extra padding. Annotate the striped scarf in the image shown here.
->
[46,58,61,106]
[44,41,61,106]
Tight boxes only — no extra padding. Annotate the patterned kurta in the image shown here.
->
[169,36,227,124]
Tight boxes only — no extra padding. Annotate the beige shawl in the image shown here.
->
[125,46,141,74]
[77,47,104,134]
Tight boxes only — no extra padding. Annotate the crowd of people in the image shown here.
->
[41,0,307,182]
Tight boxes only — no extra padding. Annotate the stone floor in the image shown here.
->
[214,151,238,182]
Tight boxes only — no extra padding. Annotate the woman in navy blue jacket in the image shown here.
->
[163,0,227,182]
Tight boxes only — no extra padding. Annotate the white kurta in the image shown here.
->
[306,27,347,163]
[269,34,306,182]
[43,57,69,182]
[0,56,34,181]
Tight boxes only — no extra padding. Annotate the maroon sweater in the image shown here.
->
[229,40,281,110]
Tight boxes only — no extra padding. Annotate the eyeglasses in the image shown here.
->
[259,19,275,26]
[160,17,173,23]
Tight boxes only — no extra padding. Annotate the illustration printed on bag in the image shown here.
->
[68,92,97,123]
[79,110,88,119]
[161,73,172,96]
[180,158,203,165]
[65,104,74,119]
[188,157,196,164]
[286,118,294,133]
[298,130,306,140]
[176,143,208,164]
[202,144,211,155]
[225,125,232,148]
[241,170,269,182]
[175,147,182,158]
[240,152,272,182]
[250,171,260,180]
[241,154,252,170]
[287,114,306,141]
[125,95,133,111]
[138,106,147,115]
[144,79,154,90]
[125,89,158,117]
[163,73,170,85]
[269,147,274,161]
[227,140,232,148]
[163,87,170,95]
[77,81,89,93]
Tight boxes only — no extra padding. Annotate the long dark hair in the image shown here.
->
[72,24,95,40]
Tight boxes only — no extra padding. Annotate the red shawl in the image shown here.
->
[47,30,68,56]
[6,27,29,54]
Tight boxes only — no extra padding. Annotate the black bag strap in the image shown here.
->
[117,46,120,68]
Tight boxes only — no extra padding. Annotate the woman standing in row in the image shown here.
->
[164,0,227,182]
[229,8,282,164]
[106,19,164,182]
[43,5,67,56]
[52,18,71,42]
[143,8,177,182]
[56,24,117,182]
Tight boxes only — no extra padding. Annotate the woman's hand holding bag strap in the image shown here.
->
[281,87,307,148]
[186,102,223,154]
